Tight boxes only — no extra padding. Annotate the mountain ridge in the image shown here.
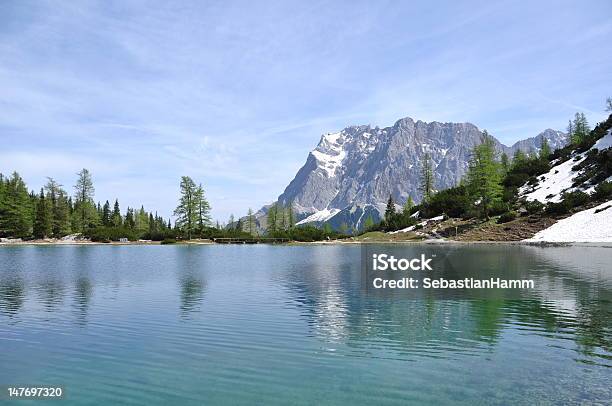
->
[257,116,567,230]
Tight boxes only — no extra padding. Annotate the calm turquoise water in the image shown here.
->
[0,245,610,405]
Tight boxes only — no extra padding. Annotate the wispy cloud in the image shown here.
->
[1,0,610,220]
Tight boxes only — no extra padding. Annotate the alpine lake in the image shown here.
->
[0,244,610,405]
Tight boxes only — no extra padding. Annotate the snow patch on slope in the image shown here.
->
[311,131,347,177]
[525,200,612,242]
[296,208,341,225]
[520,154,587,203]
[592,129,612,151]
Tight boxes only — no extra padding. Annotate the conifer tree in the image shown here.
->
[0,172,33,237]
[74,168,97,233]
[33,188,52,238]
[174,176,198,239]
[384,195,396,221]
[111,199,122,227]
[402,196,414,215]
[466,132,503,220]
[539,137,551,160]
[420,152,434,201]
[125,207,135,229]
[45,178,71,237]
[267,204,277,234]
[511,149,527,170]
[500,153,510,174]
[194,183,211,234]
[101,200,111,226]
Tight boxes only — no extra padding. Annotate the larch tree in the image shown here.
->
[194,183,212,235]
[466,131,503,220]
[402,196,414,215]
[44,177,71,237]
[267,204,278,234]
[74,168,96,233]
[174,176,198,239]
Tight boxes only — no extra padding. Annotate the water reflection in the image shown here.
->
[73,276,93,326]
[280,245,612,365]
[174,246,207,317]
[0,277,25,318]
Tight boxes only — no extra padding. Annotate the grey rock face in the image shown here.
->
[263,117,566,230]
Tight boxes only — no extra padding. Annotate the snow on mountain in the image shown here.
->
[296,208,341,225]
[520,155,588,203]
[525,200,612,242]
[521,129,612,203]
[592,129,612,150]
[262,116,566,230]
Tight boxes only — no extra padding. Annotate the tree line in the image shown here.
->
[0,169,239,242]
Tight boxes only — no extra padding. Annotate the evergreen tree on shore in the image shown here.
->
[466,131,502,220]
[73,169,97,233]
[0,172,32,237]
[174,176,198,239]
[33,188,52,238]
[420,152,434,201]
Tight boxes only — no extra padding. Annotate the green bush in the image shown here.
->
[88,226,137,242]
[420,185,472,219]
[593,181,612,200]
[161,238,177,245]
[545,191,590,215]
[489,200,509,216]
[525,200,544,214]
[497,211,517,224]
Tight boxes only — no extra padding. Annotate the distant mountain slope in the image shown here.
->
[259,117,566,230]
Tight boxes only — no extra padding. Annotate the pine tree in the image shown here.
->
[74,168,96,233]
[402,196,414,215]
[33,188,52,238]
[420,152,434,201]
[174,176,198,239]
[0,172,32,237]
[149,213,155,234]
[606,97,612,112]
[385,195,396,221]
[125,207,135,229]
[111,199,122,227]
[101,200,111,226]
[466,132,503,220]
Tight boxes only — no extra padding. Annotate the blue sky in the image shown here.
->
[1,0,611,221]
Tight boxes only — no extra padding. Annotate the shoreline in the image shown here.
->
[1,239,611,247]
